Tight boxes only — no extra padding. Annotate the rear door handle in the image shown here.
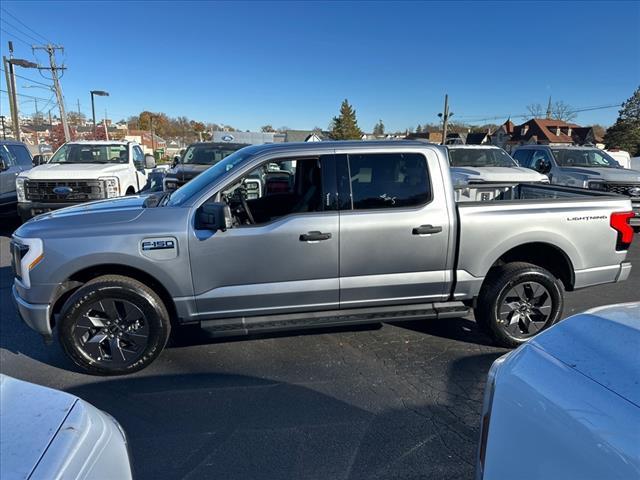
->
[412,225,442,235]
[300,231,332,242]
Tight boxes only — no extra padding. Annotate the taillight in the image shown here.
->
[610,211,635,251]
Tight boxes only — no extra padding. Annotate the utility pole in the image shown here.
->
[4,41,20,140]
[1,115,6,139]
[77,98,81,125]
[438,94,453,145]
[150,115,155,155]
[34,44,70,141]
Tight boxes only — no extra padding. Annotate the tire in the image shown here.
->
[474,262,563,348]
[58,275,171,375]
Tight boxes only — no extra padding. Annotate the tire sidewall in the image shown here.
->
[489,269,563,346]
[59,282,169,375]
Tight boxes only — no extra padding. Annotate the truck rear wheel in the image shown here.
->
[474,262,563,348]
[58,275,171,375]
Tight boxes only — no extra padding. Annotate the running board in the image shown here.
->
[200,301,470,337]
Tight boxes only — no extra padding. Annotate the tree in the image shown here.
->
[526,100,576,121]
[67,111,86,126]
[415,124,422,133]
[331,99,363,140]
[51,124,77,150]
[261,125,275,132]
[373,119,385,136]
[604,86,640,156]
[590,124,607,141]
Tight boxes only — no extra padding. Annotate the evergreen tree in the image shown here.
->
[416,124,422,133]
[604,86,640,156]
[373,119,385,136]
[331,99,363,140]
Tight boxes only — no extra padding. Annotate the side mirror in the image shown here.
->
[144,154,156,169]
[172,155,180,168]
[0,158,7,171]
[539,160,552,174]
[196,202,232,231]
[33,154,44,166]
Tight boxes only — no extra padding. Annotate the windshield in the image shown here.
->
[551,149,621,168]
[49,144,129,164]
[181,144,242,165]
[167,146,257,206]
[448,148,517,168]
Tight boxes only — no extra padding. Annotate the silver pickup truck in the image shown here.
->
[11,141,634,375]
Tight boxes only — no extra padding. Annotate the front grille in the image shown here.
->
[603,183,640,197]
[25,180,105,202]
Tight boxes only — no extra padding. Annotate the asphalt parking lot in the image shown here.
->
[1,216,638,480]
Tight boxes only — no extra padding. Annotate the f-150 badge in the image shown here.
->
[140,237,178,260]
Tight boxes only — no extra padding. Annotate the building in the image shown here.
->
[284,130,332,142]
[212,131,280,144]
[404,131,444,143]
[125,130,167,155]
[491,118,601,152]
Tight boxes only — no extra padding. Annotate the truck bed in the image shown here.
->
[452,183,633,299]
[454,182,617,203]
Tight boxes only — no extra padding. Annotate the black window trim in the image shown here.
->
[339,151,434,213]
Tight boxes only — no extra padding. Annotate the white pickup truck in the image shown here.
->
[16,140,156,222]
[447,145,549,186]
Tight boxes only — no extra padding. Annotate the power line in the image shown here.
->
[0,17,42,44]
[0,27,33,48]
[0,7,52,44]
[454,103,622,124]
[0,88,51,101]
[0,67,51,88]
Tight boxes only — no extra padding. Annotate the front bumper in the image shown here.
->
[12,283,52,338]
[18,201,82,221]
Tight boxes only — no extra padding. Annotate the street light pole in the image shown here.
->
[90,90,109,139]
[438,94,454,145]
[150,115,155,155]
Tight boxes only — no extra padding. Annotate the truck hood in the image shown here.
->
[559,167,640,182]
[16,195,146,237]
[20,163,130,179]
[167,164,211,182]
[0,375,78,480]
[530,302,640,407]
[451,166,548,184]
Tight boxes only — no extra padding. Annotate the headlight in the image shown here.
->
[100,177,120,198]
[16,177,27,202]
[12,236,44,289]
[588,181,607,191]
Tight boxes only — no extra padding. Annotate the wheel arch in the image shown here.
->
[484,242,575,291]
[50,264,178,329]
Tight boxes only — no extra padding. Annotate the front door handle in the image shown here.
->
[412,225,442,235]
[300,231,332,242]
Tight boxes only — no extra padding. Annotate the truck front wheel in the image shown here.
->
[474,262,563,348]
[58,275,171,375]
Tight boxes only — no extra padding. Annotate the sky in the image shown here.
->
[1,0,639,133]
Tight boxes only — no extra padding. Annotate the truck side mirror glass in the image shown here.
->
[0,158,7,171]
[144,154,156,169]
[172,155,180,168]
[539,160,551,174]
[196,203,232,231]
[33,154,43,166]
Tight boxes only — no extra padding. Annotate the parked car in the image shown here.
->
[163,141,249,191]
[476,302,640,480]
[16,140,156,222]
[0,140,33,215]
[512,145,640,226]
[11,141,634,375]
[605,148,632,169]
[446,145,549,186]
[0,374,133,479]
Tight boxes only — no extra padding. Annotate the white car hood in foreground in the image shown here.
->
[530,302,640,406]
[450,166,548,185]
[19,162,129,180]
[0,375,132,480]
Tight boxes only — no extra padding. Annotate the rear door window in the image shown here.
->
[6,145,32,167]
[512,149,532,167]
[346,153,431,210]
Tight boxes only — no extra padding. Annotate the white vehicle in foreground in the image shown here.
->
[477,302,640,480]
[0,375,133,479]
[16,140,156,222]
[447,145,549,186]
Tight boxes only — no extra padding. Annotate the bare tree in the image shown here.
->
[551,101,577,122]
[526,103,545,118]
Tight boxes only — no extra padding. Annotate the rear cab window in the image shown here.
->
[343,152,431,210]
